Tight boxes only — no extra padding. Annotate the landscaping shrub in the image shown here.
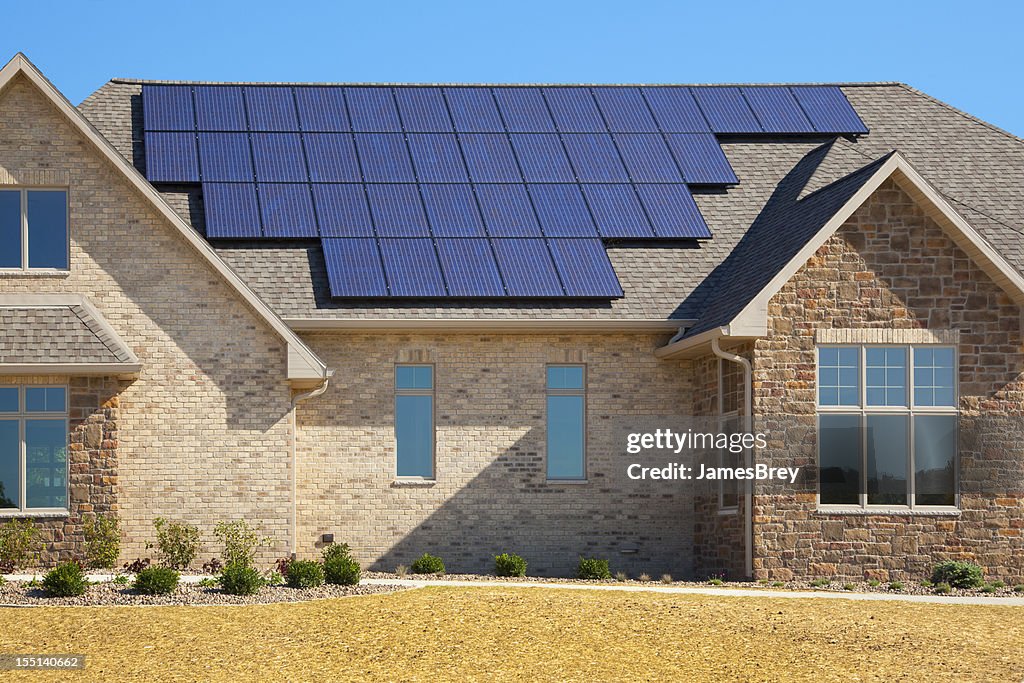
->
[133,566,179,595]
[149,518,200,570]
[286,559,325,589]
[202,558,223,575]
[395,565,408,578]
[83,514,120,570]
[888,581,904,591]
[638,573,651,582]
[615,572,629,582]
[214,520,268,569]
[931,561,983,589]
[770,581,784,588]
[867,579,880,587]
[42,562,88,598]
[661,574,673,584]
[323,544,361,586]
[410,553,445,575]
[494,553,527,577]
[576,557,611,580]
[0,519,43,571]
[275,556,292,577]
[707,578,723,586]
[1014,584,1024,593]
[112,574,129,586]
[218,563,265,596]
[123,558,151,574]
[266,571,284,586]
[933,582,952,594]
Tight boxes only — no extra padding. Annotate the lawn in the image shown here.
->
[0,586,1021,682]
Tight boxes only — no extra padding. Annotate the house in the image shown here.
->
[1,52,1022,581]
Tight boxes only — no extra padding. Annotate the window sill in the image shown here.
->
[0,270,70,278]
[546,479,589,485]
[717,507,739,516]
[391,478,436,488]
[815,507,961,517]
[0,509,69,518]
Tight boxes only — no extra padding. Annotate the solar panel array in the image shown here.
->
[142,84,867,298]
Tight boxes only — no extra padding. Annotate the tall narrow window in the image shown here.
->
[0,386,68,512]
[546,365,585,480]
[395,365,434,478]
[718,359,744,510]
[0,189,68,270]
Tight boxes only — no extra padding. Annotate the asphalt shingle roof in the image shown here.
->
[0,305,136,364]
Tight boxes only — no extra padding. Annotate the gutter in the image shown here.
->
[289,369,334,558]
[284,318,693,333]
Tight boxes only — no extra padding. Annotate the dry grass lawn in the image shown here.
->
[0,586,1022,682]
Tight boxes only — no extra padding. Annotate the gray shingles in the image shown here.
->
[0,307,126,364]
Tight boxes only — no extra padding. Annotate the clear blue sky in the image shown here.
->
[2,0,1022,136]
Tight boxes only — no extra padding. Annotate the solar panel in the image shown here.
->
[492,88,556,132]
[613,134,683,182]
[790,86,868,134]
[365,184,430,236]
[345,87,402,132]
[394,88,452,132]
[742,87,813,134]
[490,238,563,296]
[690,87,761,134]
[251,133,307,182]
[144,132,199,182]
[561,134,628,182]
[474,185,540,236]
[544,88,606,132]
[244,87,299,131]
[294,87,350,132]
[510,134,575,182]
[460,134,522,182]
[548,239,623,297]
[664,133,738,184]
[635,184,711,238]
[436,238,505,296]
[322,237,388,296]
[203,183,261,238]
[259,184,318,238]
[198,133,254,181]
[641,88,709,132]
[444,88,505,132]
[591,88,658,132]
[420,185,486,236]
[581,184,655,238]
[194,86,247,131]
[142,86,194,130]
[355,133,415,182]
[379,238,446,296]
[527,185,598,237]
[303,133,361,182]
[407,134,469,182]
[312,184,374,237]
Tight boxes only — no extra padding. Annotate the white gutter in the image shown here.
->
[284,318,693,333]
[289,370,333,558]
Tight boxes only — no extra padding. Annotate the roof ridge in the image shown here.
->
[897,84,1024,146]
[108,78,907,88]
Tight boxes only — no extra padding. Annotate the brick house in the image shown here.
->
[1,53,1022,581]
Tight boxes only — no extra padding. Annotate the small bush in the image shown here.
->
[638,573,651,582]
[708,578,723,586]
[757,579,769,585]
[395,564,408,578]
[931,561,983,589]
[42,562,88,598]
[0,575,6,585]
[323,545,361,586]
[149,518,201,570]
[134,566,179,595]
[615,571,629,582]
[867,579,880,587]
[1013,585,1024,593]
[888,581,904,591]
[202,558,223,575]
[276,556,292,576]
[197,577,218,588]
[771,581,785,588]
[123,558,151,574]
[0,519,43,571]
[219,563,265,596]
[576,557,611,580]
[991,580,1006,589]
[933,582,952,594]
[83,515,120,570]
[494,553,527,577]
[286,559,325,589]
[842,583,855,591]
[112,574,129,586]
[410,553,445,575]
[660,574,673,584]
[266,571,284,586]
[919,580,933,588]
[214,520,269,569]
[980,583,997,594]
[810,578,830,588]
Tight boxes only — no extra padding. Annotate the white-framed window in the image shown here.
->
[0,188,69,270]
[546,364,586,481]
[817,345,958,509]
[718,359,743,511]
[394,365,434,479]
[0,386,69,513]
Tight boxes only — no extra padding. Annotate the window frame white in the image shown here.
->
[545,364,587,482]
[393,364,435,481]
[0,384,70,516]
[0,187,70,272]
[717,358,742,513]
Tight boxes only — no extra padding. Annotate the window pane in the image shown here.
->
[25,419,66,509]
[720,416,741,508]
[0,388,18,412]
[819,414,860,505]
[865,347,907,407]
[25,387,66,413]
[0,190,20,268]
[913,347,956,407]
[547,366,584,390]
[915,415,956,506]
[395,395,433,477]
[866,415,908,505]
[27,190,68,269]
[395,365,433,390]
[818,346,859,406]
[547,395,584,479]
[0,420,18,508]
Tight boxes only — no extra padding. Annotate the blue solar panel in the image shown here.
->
[394,88,452,132]
[366,184,430,236]
[259,184,318,238]
[203,183,261,238]
[548,239,623,297]
[510,134,575,182]
[194,87,247,131]
[592,88,658,132]
[742,87,813,134]
[664,134,738,184]
[251,133,307,182]
[490,238,563,296]
[790,87,868,134]
[635,184,711,238]
[420,185,485,236]
[303,134,361,182]
[379,238,446,297]
[295,87,350,132]
[544,88,606,132]
[444,88,504,132]
[641,88,709,132]
[492,88,556,132]
[142,86,194,130]
[355,134,415,182]
[691,87,761,134]
[244,87,299,131]
[561,134,628,182]
[460,134,521,182]
[312,185,374,237]
[436,238,505,296]
[407,134,469,182]
[613,134,683,182]
[144,132,199,182]
[474,185,540,236]
[198,133,253,181]
[581,184,655,238]
[322,238,388,297]
[345,87,402,132]
[527,185,597,237]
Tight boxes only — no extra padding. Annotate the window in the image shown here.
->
[718,359,744,510]
[395,365,434,478]
[0,386,68,512]
[0,189,69,270]
[817,346,957,508]
[546,365,585,480]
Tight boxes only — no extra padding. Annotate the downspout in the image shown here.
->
[711,336,753,579]
[290,371,333,559]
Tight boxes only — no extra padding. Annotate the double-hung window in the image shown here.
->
[718,359,743,511]
[0,189,69,270]
[0,386,69,513]
[817,345,957,509]
[546,365,586,480]
[395,365,434,479]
